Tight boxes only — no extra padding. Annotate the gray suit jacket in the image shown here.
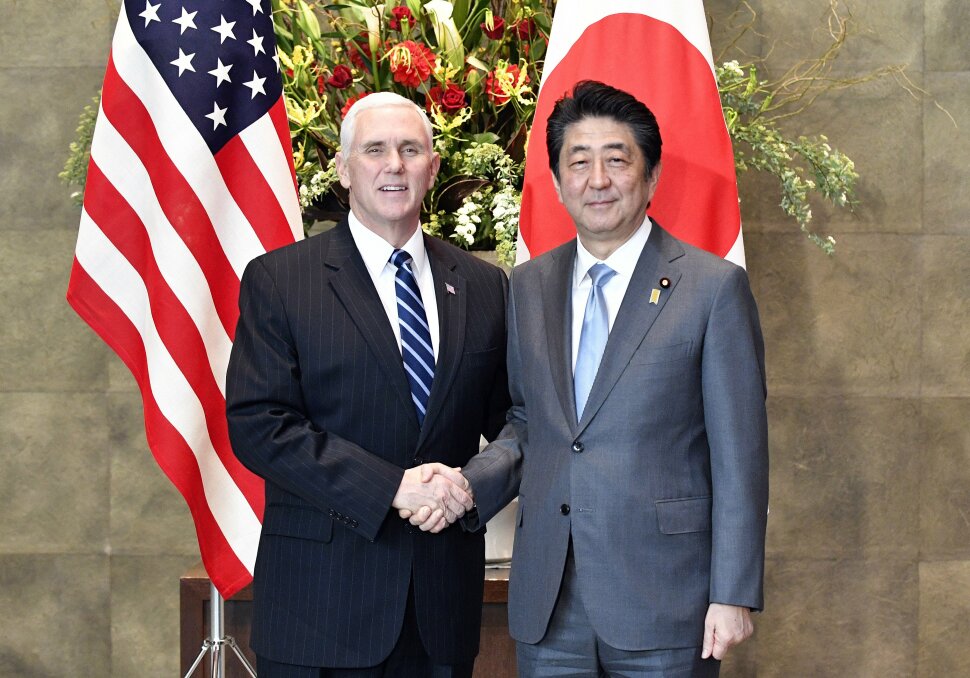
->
[463,221,768,651]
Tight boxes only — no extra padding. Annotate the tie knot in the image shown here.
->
[588,263,616,288]
[391,249,413,269]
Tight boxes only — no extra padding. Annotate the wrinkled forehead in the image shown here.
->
[351,105,433,150]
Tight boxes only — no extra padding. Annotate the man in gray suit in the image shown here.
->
[412,80,769,676]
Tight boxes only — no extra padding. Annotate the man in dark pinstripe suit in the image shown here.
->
[226,92,511,677]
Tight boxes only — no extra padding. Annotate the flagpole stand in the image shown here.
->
[183,583,257,678]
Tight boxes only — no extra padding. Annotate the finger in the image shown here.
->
[408,505,433,525]
[701,622,715,659]
[428,516,449,533]
[432,465,468,489]
[418,509,445,532]
[398,509,413,519]
[712,637,730,660]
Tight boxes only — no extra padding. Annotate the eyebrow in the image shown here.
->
[359,138,425,149]
[566,141,630,154]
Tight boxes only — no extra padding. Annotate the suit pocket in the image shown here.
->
[462,346,501,368]
[655,496,712,535]
[629,340,692,366]
[261,504,333,543]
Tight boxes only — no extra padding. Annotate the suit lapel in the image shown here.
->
[325,221,418,433]
[577,223,685,431]
[417,236,466,448]
[540,241,581,433]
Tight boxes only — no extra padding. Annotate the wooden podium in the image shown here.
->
[180,563,516,677]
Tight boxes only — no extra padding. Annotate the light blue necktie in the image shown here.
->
[574,263,616,419]
[391,249,435,425]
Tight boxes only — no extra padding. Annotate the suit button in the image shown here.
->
[328,509,335,517]
[413,456,426,466]
[560,504,570,515]
[572,442,584,453]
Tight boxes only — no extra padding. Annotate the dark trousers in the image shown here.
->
[256,580,475,678]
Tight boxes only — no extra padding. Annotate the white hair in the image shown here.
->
[340,92,435,151]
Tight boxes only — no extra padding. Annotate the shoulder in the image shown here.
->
[424,235,508,286]
[653,223,747,285]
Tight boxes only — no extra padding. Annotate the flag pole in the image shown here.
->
[183,583,257,678]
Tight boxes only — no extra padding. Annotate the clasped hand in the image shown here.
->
[391,464,473,533]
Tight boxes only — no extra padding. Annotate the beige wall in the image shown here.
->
[1,0,967,675]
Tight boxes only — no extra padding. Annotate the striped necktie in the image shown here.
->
[390,249,435,426]
[574,263,617,418]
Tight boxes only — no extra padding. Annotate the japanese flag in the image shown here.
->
[518,0,744,267]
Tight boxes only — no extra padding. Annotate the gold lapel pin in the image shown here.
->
[649,289,661,305]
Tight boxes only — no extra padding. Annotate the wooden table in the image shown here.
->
[180,563,515,677]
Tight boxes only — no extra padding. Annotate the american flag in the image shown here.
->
[67,0,302,597]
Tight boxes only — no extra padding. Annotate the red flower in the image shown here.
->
[481,16,505,40]
[485,64,527,105]
[326,64,354,89]
[425,82,467,113]
[341,91,371,118]
[349,36,374,70]
[388,41,437,88]
[514,18,536,40]
[389,6,414,31]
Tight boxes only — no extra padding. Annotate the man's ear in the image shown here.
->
[335,152,351,189]
[647,161,662,195]
[552,172,564,204]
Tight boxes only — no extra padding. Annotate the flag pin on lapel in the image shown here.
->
[446,283,456,295]
[649,289,661,305]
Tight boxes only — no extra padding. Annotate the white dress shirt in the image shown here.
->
[347,212,440,360]
[570,217,652,372]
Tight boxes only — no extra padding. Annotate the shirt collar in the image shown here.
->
[574,216,652,286]
[347,210,428,277]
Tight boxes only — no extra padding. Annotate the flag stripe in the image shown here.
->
[215,135,295,253]
[238,103,304,243]
[90,100,239,350]
[67,259,256,595]
[99,58,241,337]
[110,7,268,275]
[83,162,264,510]
[74,209,263,565]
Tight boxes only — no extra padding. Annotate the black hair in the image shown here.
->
[546,80,662,181]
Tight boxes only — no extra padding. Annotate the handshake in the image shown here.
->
[391,463,474,534]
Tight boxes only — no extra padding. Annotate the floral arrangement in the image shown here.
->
[276,0,552,265]
[64,0,905,260]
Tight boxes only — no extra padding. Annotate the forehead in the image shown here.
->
[352,106,430,148]
[561,116,640,154]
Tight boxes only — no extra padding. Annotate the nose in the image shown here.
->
[385,149,405,173]
[589,158,610,188]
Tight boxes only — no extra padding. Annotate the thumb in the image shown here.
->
[419,464,435,482]
[701,619,715,659]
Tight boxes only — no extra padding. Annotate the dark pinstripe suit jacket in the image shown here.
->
[226,220,510,668]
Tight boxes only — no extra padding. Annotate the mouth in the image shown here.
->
[379,186,407,192]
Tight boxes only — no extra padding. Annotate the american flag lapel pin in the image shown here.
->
[446,283,456,295]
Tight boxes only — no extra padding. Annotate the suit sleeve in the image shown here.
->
[461,271,524,530]
[226,257,404,542]
[480,268,513,442]
[702,265,769,611]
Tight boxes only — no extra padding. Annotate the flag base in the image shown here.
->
[183,583,257,678]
